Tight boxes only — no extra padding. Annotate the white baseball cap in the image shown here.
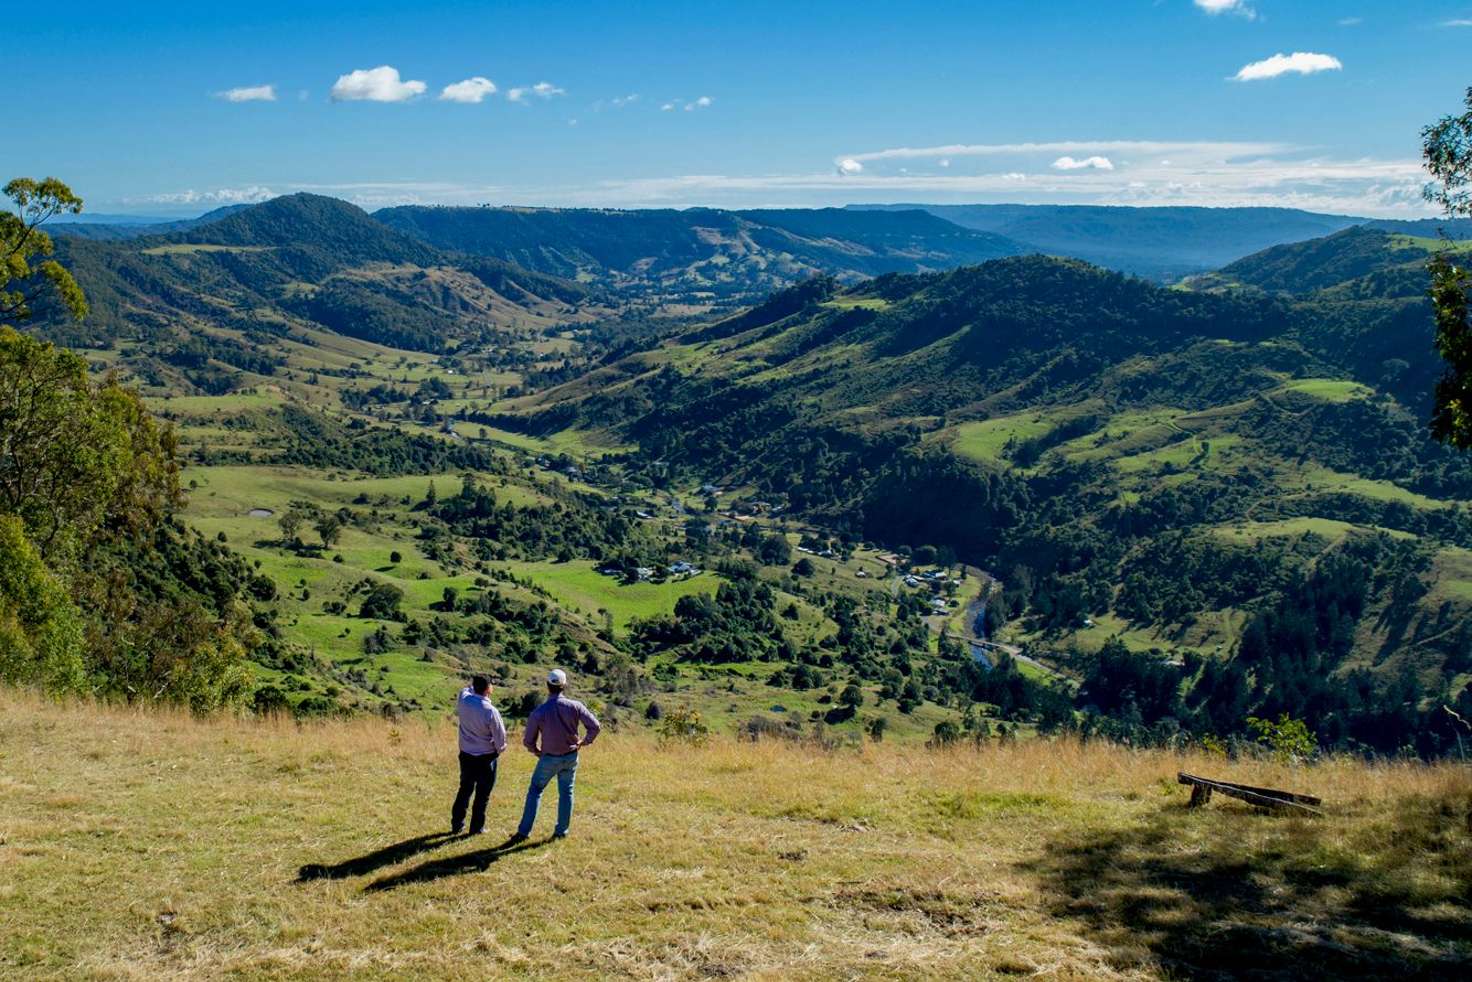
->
[547,669,568,686]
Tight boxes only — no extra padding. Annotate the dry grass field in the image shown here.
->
[2,689,1470,980]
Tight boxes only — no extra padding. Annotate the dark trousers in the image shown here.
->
[451,751,498,833]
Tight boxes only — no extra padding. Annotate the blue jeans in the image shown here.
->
[517,752,578,837]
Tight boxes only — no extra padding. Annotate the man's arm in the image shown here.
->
[577,702,602,747]
[488,706,508,756]
[522,710,541,755]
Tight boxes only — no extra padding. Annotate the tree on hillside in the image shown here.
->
[0,327,180,557]
[0,514,85,693]
[1422,87,1472,448]
[314,514,342,547]
[359,582,404,620]
[1,178,87,324]
[1,177,258,710]
[278,508,305,545]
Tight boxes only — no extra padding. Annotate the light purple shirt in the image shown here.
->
[457,688,507,756]
[523,692,601,756]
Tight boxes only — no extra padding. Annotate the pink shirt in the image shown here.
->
[457,688,508,756]
[523,692,601,756]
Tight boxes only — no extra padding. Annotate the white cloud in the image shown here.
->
[330,66,426,102]
[129,186,279,206]
[1234,52,1343,82]
[439,77,497,103]
[938,158,951,168]
[661,97,713,113]
[836,158,864,176]
[1338,17,1363,27]
[1443,19,1472,27]
[1052,155,1114,171]
[592,94,639,112]
[216,85,276,103]
[508,81,565,103]
[225,147,1432,216]
[802,139,1430,217]
[836,139,1285,166]
[1195,0,1255,18]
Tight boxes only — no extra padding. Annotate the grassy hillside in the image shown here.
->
[1187,226,1466,298]
[486,257,1472,752]
[3,690,1469,980]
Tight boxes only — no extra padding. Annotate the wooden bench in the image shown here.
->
[1178,772,1322,814]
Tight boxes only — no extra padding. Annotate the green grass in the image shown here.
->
[1295,465,1449,511]
[1429,546,1472,605]
[141,244,274,256]
[946,413,1056,463]
[820,295,892,311]
[1271,378,1375,403]
[149,391,287,416]
[1389,234,1472,254]
[488,560,718,633]
[462,425,634,458]
[1029,609,1248,660]
[1112,434,1241,474]
[1053,409,1184,464]
[1211,517,1416,545]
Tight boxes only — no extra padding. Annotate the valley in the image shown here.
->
[8,192,1472,757]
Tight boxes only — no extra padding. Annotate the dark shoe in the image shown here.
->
[451,824,463,835]
[505,832,528,845]
[467,828,484,836]
[551,831,568,840]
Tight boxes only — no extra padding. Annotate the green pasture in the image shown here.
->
[488,560,720,633]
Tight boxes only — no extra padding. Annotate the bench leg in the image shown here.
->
[1188,785,1213,808]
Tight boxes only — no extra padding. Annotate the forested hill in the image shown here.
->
[31,193,592,371]
[850,203,1366,280]
[48,204,252,240]
[496,254,1472,754]
[1191,221,1472,298]
[373,204,1026,300]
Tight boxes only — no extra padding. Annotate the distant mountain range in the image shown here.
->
[373,205,1025,301]
[50,205,254,240]
[60,197,1469,295]
[848,203,1382,280]
[35,194,592,394]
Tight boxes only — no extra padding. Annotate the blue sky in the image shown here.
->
[11,0,1472,216]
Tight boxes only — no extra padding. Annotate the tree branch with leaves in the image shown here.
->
[1423,87,1472,447]
[1,177,87,325]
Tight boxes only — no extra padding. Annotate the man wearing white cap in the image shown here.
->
[509,668,601,841]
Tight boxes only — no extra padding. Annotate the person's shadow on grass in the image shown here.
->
[296,831,459,882]
[363,835,552,892]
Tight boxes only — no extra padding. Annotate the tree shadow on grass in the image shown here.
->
[1024,797,1472,981]
[364,836,553,892]
[297,831,459,882]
